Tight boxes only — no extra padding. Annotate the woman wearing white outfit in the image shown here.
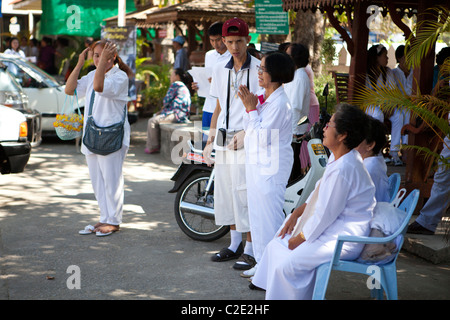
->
[251,104,376,299]
[65,40,130,236]
[284,43,310,180]
[238,51,295,276]
[365,44,395,123]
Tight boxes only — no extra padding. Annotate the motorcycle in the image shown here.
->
[168,140,228,241]
[169,86,330,242]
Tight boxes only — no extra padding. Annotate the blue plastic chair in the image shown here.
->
[388,173,401,203]
[312,189,420,300]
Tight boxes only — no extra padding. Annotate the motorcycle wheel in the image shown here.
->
[174,171,229,241]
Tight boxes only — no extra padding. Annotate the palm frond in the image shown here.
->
[401,145,450,170]
[353,78,450,151]
[405,6,450,69]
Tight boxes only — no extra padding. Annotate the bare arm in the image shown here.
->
[65,48,89,95]
[207,99,221,145]
[93,42,117,93]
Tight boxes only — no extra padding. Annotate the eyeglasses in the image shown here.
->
[325,122,336,130]
[257,65,267,74]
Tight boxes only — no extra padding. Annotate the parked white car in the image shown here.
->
[0,105,31,174]
[0,53,138,137]
[0,53,85,136]
[0,61,42,147]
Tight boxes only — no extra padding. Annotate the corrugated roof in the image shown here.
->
[145,0,255,25]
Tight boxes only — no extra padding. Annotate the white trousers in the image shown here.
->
[365,106,384,123]
[389,108,410,153]
[214,148,249,232]
[85,146,128,225]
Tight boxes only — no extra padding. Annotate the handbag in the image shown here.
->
[82,90,127,155]
[357,189,407,264]
[53,90,83,140]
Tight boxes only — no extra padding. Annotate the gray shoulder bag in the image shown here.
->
[82,90,127,155]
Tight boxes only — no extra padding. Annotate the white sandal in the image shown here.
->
[78,225,95,235]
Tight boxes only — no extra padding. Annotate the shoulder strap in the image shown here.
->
[89,90,127,122]
[226,70,231,129]
[88,90,95,116]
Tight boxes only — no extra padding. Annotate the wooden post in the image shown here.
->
[404,0,438,202]
[347,1,369,102]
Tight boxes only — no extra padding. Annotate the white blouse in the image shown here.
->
[303,149,376,251]
[76,64,130,155]
[243,86,293,183]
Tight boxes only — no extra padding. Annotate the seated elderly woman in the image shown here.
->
[145,68,192,154]
[251,103,376,300]
[355,116,390,202]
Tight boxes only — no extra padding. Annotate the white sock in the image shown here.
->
[244,241,253,257]
[228,229,242,252]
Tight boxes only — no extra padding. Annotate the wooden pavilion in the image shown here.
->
[283,0,449,206]
[144,0,255,55]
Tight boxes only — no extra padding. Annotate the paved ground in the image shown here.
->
[0,118,449,304]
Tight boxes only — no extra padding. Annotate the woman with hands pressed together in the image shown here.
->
[251,104,376,299]
[237,51,295,277]
[65,40,130,237]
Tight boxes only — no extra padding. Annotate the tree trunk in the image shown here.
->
[293,9,324,75]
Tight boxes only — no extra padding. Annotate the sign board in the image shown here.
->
[40,0,136,37]
[255,0,289,35]
[101,26,137,100]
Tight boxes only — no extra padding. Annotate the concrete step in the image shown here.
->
[403,216,450,264]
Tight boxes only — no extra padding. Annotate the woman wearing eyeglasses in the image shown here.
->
[250,104,376,299]
[237,51,295,277]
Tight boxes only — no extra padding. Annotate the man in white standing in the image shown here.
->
[192,22,231,135]
[204,18,261,271]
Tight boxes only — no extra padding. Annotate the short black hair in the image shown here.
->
[366,116,387,155]
[333,103,369,150]
[395,45,405,63]
[288,43,309,68]
[208,22,223,36]
[264,51,295,84]
[436,47,450,66]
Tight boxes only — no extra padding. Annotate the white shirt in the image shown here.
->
[202,49,231,113]
[4,49,25,58]
[210,53,261,137]
[284,67,310,135]
[76,64,130,155]
[243,86,293,182]
[391,67,413,95]
[303,149,375,251]
[364,155,390,202]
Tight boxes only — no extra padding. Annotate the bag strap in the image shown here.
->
[225,68,250,130]
[62,90,81,116]
[88,90,127,121]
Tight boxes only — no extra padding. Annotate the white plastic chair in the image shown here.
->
[388,173,401,203]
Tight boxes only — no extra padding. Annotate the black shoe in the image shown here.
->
[407,221,435,235]
[233,253,256,270]
[249,282,265,291]
[211,242,244,262]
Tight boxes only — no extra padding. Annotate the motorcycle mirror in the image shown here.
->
[297,115,309,126]
[322,83,329,97]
